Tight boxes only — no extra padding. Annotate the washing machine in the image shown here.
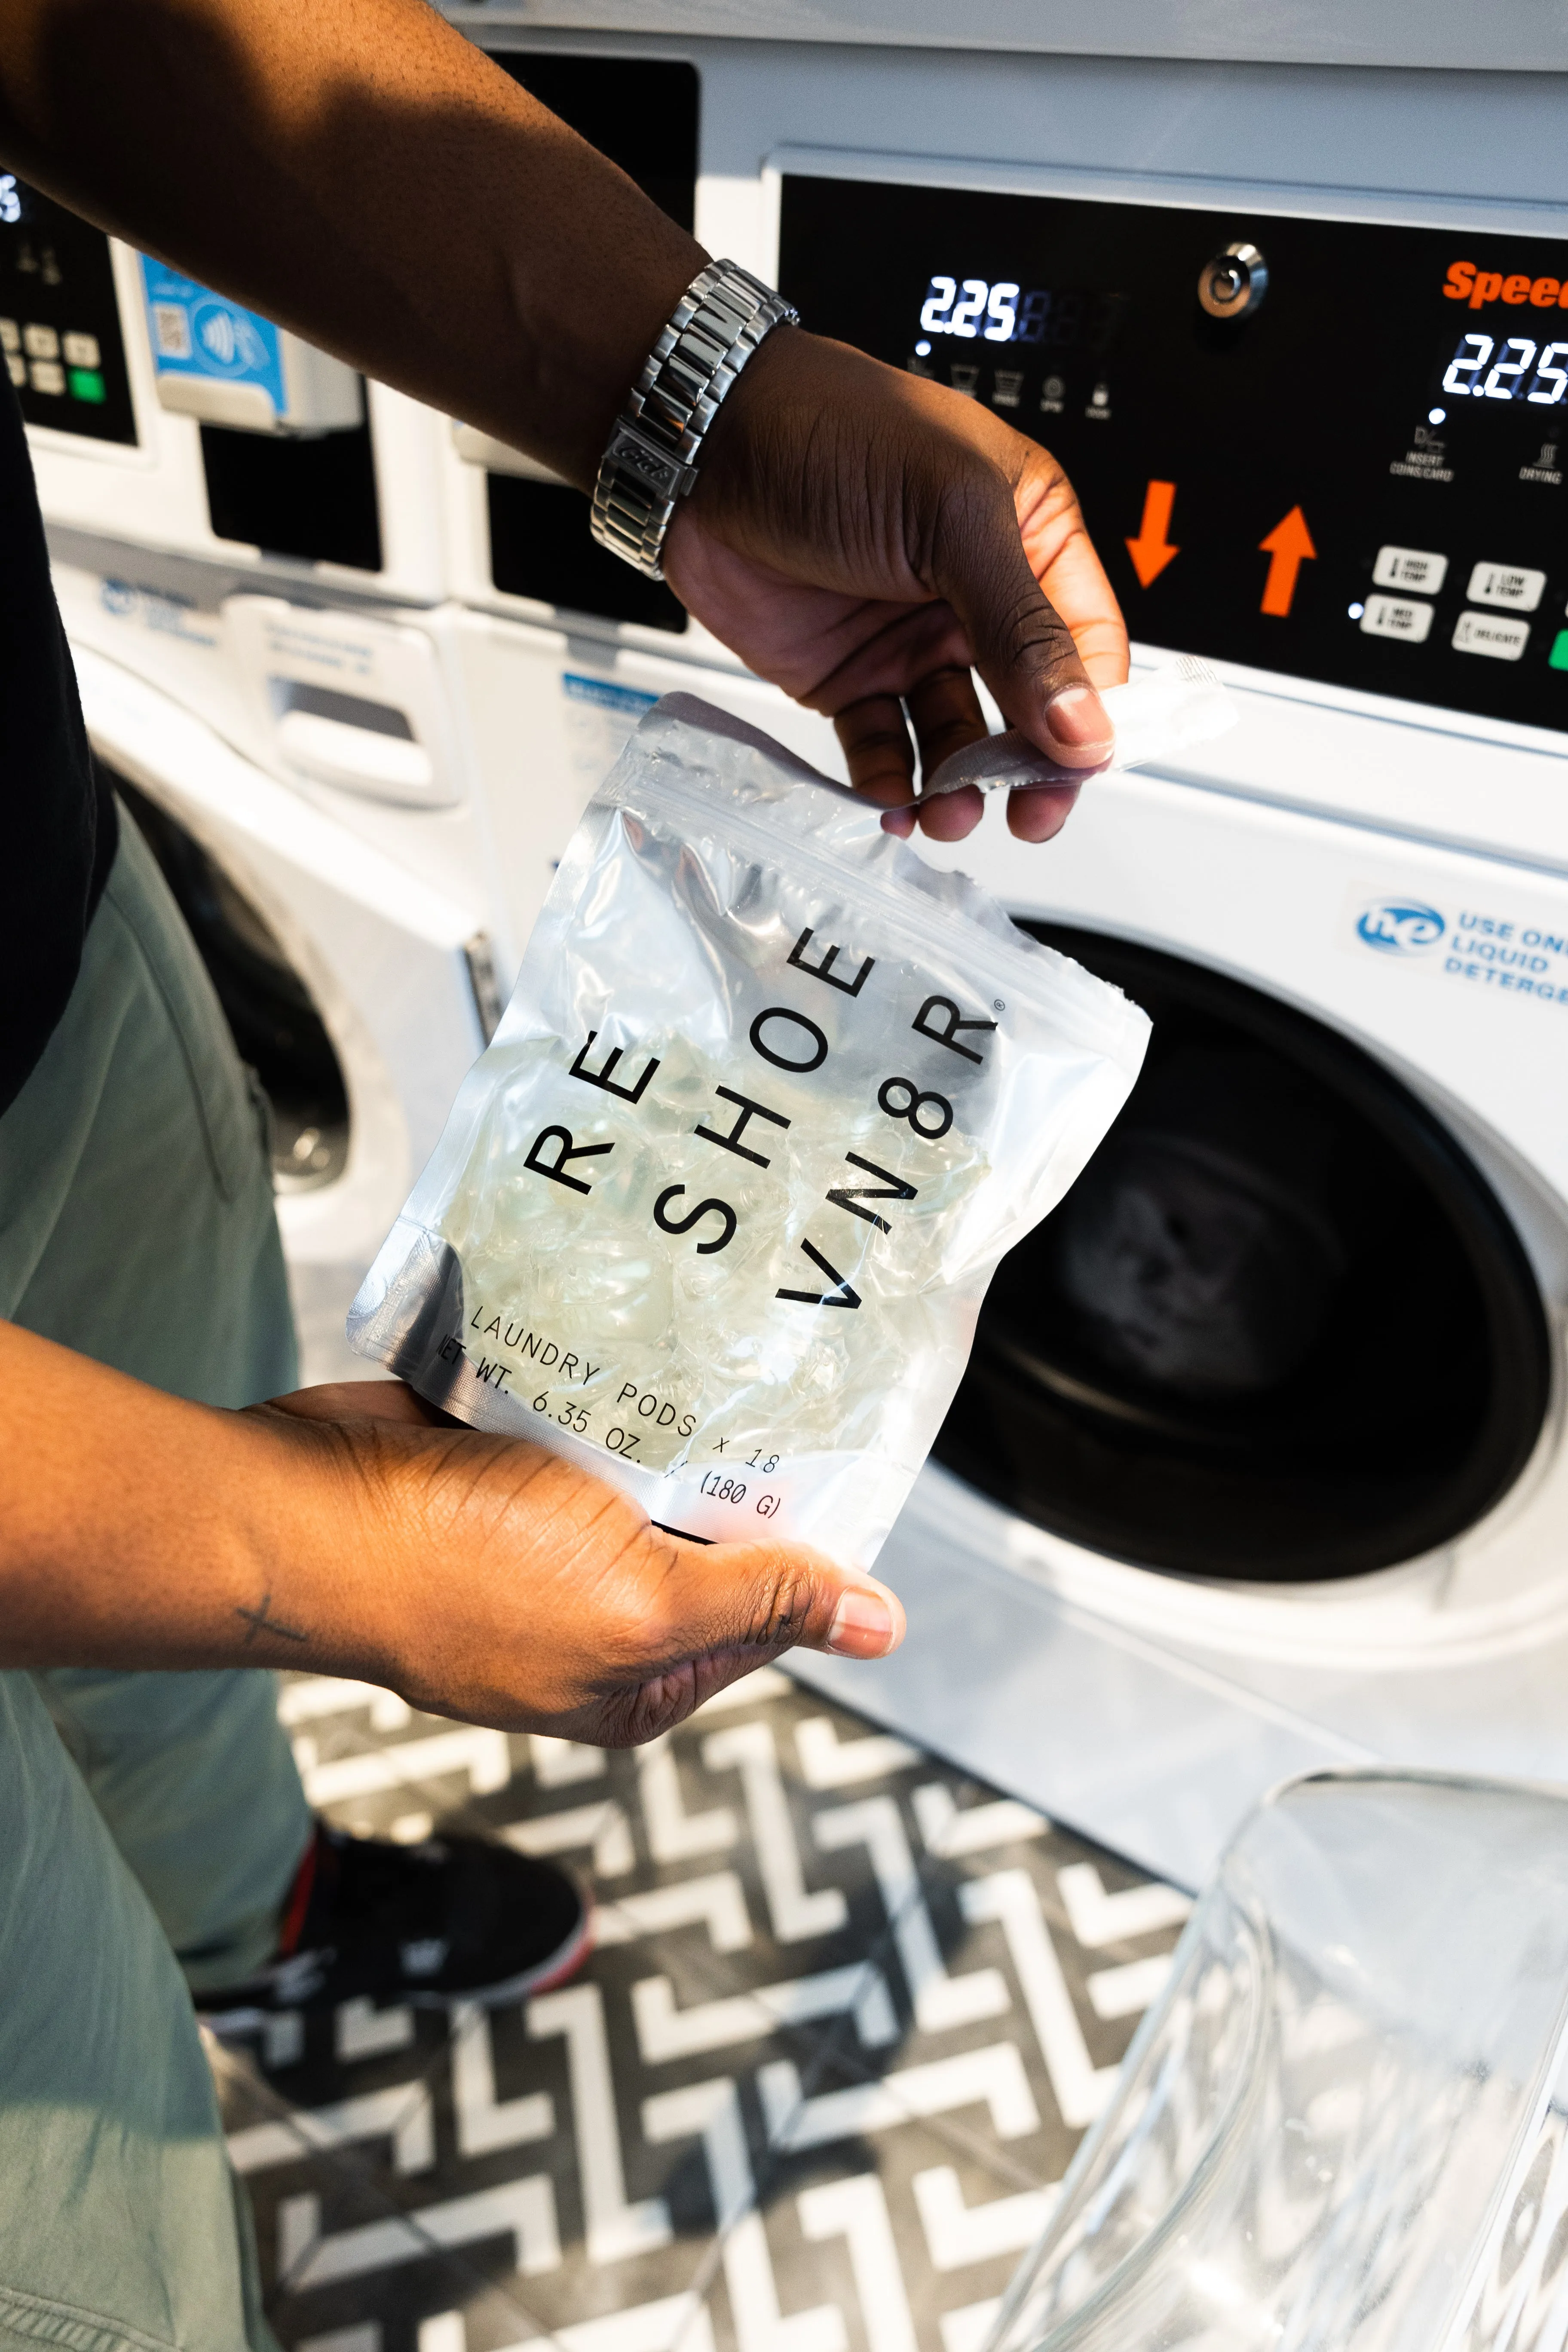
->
[431,9,1568,1887]
[430,41,847,962]
[5,170,505,1345]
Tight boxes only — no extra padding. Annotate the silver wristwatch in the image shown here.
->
[591,259,799,581]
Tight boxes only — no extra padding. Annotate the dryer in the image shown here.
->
[4,168,503,1358]
[432,9,1568,1886]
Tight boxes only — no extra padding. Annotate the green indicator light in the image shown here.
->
[1550,630,1568,673]
[68,368,105,404]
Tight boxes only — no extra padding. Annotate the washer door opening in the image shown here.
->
[111,772,350,1191]
[934,925,1552,1582]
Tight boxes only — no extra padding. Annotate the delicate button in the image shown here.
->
[22,323,59,360]
[62,331,100,370]
[5,353,24,389]
[28,358,64,394]
[1374,545,1448,594]
[1467,560,1547,612]
[1360,594,1434,643]
[0,318,18,355]
[1454,610,1531,660]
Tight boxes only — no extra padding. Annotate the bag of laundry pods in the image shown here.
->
[347,693,1151,1567]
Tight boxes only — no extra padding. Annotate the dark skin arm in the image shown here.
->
[0,1323,903,1740]
[0,0,1126,1730]
[0,0,1128,841]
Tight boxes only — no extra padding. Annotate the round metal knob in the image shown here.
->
[1198,241,1268,319]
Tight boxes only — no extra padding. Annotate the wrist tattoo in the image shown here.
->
[236,1591,309,1647]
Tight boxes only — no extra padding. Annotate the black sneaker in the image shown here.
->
[196,1823,592,2020]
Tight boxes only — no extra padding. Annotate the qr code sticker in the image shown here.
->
[152,303,190,359]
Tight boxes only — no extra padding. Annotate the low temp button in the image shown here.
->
[1361,594,1434,643]
[1454,609,1530,660]
[1467,560,1546,612]
[1198,241,1268,319]
[1374,545,1448,594]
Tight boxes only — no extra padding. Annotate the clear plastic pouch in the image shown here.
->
[347,693,1149,1565]
[918,659,1237,804]
[989,1769,1568,2352]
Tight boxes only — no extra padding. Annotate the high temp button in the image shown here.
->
[1467,560,1547,612]
[1454,610,1530,660]
[1374,545,1448,594]
[1361,594,1434,643]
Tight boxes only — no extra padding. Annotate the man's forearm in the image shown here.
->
[0,1321,904,1736]
[0,0,701,484]
[0,1320,381,1673]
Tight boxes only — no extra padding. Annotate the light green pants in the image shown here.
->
[0,807,314,2350]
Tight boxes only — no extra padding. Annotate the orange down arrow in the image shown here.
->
[1125,479,1180,587]
[1259,506,1316,617]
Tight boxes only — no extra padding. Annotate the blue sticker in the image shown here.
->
[139,257,286,416]
[562,672,659,717]
[1355,900,1446,956]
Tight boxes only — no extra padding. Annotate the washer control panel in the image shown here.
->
[778,176,1568,737]
[0,171,135,444]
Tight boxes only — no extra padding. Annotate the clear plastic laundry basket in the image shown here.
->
[989,1770,1568,2352]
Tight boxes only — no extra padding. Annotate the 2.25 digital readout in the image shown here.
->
[917,274,1126,349]
[1442,331,1568,405]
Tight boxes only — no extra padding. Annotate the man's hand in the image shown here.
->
[0,0,1123,853]
[255,1379,903,1744]
[0,1325,902,1745]
[666,329,1129,847]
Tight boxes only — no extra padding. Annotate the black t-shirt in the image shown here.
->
[0,375,117,1118]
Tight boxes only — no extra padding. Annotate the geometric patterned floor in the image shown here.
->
[207,1666,1190,2352]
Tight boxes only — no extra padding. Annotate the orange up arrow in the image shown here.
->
[1125,480,1180,587]
[1259,506,1316,617]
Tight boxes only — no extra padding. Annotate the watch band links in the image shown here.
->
[591,259,799,582]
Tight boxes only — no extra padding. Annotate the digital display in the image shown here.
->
[916,276,1128,352]
[0,171,136,444]
[778,178,1568,737]
[1440,331,1568,407]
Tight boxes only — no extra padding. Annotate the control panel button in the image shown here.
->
[1467,560,1547,612]
[28,358,64,395]
[61,331,100,370]
[0,318,18,355]
[1360,593,1434,644]
[1454,609,1531,661]
[1198,241,1268,319]
[22,322,58,361]
[1373,545,1448,594]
